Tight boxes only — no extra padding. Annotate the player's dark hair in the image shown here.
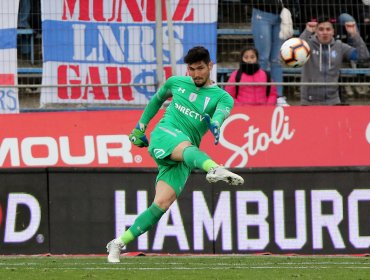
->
[184,46,211,65]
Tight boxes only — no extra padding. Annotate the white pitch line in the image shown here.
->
[0,261,369,266]
[1,266,370,270]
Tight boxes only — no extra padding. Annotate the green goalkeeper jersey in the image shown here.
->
[139,76,234,147]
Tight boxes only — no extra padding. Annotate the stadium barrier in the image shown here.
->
[0,167,369,255]
[217,67,370,82]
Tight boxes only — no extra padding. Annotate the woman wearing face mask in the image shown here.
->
[225,47,278,105]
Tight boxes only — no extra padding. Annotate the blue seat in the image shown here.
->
[17,67,42,74]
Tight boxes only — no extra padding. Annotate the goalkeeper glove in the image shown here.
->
[129,123,149,147]
[204,113,220,145]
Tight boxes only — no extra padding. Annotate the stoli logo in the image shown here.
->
[221,107,295,167]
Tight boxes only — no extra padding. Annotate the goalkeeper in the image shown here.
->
[107,46,244,263]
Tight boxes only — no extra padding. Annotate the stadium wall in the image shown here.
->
[0,106,369,255]
[0,167,369,255]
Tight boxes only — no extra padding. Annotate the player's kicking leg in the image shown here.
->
[181,146,244,186]
[206,166,244,185]
[106,239,125,263]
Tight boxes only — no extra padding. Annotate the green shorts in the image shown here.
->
[148,124,192,197]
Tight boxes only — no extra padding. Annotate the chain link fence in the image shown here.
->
[13,1,370,110]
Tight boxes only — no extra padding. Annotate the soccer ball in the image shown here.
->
[280,38,311,68]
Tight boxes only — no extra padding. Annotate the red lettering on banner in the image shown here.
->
[146,0,165,21]
[57,64,133,101]
[62,0,193,22]
[62,0,90,21]
[82,67,105,100]
[58,65,82,99]
[125,0,143,22]
[173,0,194,21]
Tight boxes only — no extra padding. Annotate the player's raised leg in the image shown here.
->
[182,145,244,186]
[206,165,244,185]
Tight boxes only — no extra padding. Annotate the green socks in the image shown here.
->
[183,146,218,172]
[120,203,165,245]
[118,146,217,246]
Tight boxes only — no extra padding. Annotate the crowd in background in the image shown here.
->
[221,0,370,105]
[15,0,370,107]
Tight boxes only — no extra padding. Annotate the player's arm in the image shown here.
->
[129,79,173,147]
[204,93,234,145]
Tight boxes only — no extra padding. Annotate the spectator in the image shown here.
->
[250,0,297,106]
[225,47,278,105]
[297,1,368,43]
[297,1,370,97]
[299,16,370,105]
[18,0,31,29]
[17,0,31,57]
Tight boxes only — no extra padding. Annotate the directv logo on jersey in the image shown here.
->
[174,103,204,121]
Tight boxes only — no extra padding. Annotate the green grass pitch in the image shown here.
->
[0,255,369,280]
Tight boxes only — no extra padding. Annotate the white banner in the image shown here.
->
[41,0,218,106]
[0,0,20,113]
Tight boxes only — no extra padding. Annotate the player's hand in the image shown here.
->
[129,123,149,148]
[204,113,220,145]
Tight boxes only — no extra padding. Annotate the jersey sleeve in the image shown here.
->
[211,92,234,126]
[139,77,174,125]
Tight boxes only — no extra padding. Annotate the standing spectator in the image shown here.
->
[251,0,297,106]
[299,17,370,105]
[18,0,31,29]
[225,47,278,105]
[297,1,370,97]
[17,0,31,57]
[297,1,366,41]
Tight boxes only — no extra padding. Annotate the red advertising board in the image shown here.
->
[0,106,369,168]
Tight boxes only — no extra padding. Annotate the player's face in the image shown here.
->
[187,61,212,87]
[316,22,335,44]
[242,50,258,64]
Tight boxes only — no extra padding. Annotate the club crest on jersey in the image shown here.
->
[189,93,197,102]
